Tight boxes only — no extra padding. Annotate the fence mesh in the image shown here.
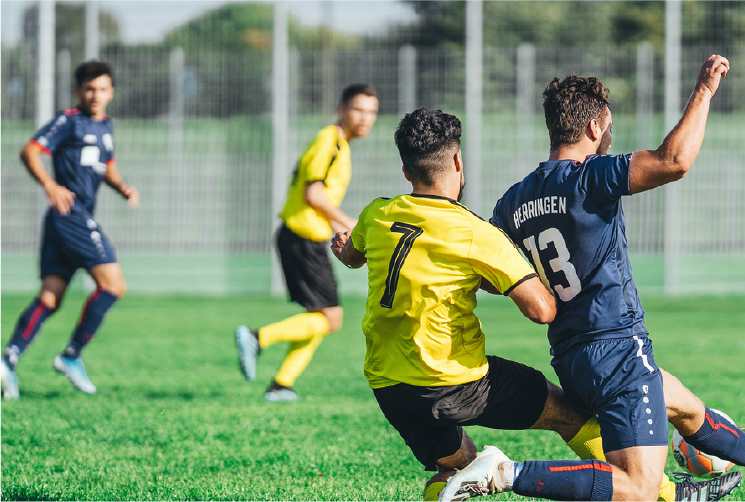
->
[2,1,744,295]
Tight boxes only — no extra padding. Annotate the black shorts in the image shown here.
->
[372,355,548,471]
[276,224,339,310]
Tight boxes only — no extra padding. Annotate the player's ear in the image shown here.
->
[402,165,411,181]
[587,119,602,142]
[454,150,463,173]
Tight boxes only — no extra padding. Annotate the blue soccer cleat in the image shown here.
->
[235,325,260,381]
[264,380,299,402]
[53,354,96,394]
[1,358,20,400]
[673,471,742,501]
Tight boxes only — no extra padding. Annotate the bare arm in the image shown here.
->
[629,54,729,194]
[104,159,139,207]
[306,181,356,233]
[507,276,557,324]
[330,231,367,269]
[20,141,76,215]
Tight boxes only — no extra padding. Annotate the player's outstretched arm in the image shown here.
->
[20,140,76,215]
[104,159,139,208]
[629,54,729,194]
[507,276,556,324]
[331,231,366,269]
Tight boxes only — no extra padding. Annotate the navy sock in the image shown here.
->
[513,459,613,501]
[684,407,745,465]
[64,289,118,358]
[5,297,56,368]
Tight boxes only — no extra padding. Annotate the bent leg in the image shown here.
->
[4,276,66,367]
[423,432,477,500]
[63,264,122,358]
[271,307,339,387]
[663,367,745,465]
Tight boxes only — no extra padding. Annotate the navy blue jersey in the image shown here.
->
[32,108,115,215]
[491,154,647,356]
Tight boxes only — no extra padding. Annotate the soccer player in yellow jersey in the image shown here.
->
[235,83,378,402]
[332,108,628,502]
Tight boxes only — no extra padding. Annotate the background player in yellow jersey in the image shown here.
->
[235,83,378,402]
[332,107,632,502]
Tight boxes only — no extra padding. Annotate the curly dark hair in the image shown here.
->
[542,75,609,151]
[74,60,114,87]
[394,107,462,186]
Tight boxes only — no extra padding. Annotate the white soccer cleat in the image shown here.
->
[1,358,20,400]
[235,325,260,381]
[53,355,96,394]
[438,445,515,502]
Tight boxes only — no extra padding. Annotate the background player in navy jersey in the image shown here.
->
[0,61,138,399]
[491,55,743,500]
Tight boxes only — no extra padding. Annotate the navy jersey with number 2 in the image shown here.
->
[33,107,115,216]
[491,154,646,357]
[32,107,118,280]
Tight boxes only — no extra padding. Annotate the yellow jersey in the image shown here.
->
[351,194,538,388]
[281,125,351,241]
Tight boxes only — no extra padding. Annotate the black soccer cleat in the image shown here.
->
[673,471,742,501]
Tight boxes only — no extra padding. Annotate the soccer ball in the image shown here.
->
[671,410,736,478]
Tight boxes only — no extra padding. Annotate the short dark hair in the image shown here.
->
[74,60,114,87]
[542,75,609,151]
[339,83,377,106]
[394,107,462,186]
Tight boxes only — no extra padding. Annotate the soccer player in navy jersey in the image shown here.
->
[0,61,138,399]
[490,55,743,500]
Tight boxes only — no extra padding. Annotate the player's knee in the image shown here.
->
[631,477,663,501]
[105,280,127,298]
[39,291,62,310]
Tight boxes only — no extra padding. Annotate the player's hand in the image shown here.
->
[697,54,730,96]
[46,183,75,215]
[330,231,350,260]
[120,184,139,208]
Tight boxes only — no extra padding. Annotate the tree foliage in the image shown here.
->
[394,0,742,52]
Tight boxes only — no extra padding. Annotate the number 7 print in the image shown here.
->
[380,222,423,308]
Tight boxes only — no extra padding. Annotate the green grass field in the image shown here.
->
[2,292,744,501]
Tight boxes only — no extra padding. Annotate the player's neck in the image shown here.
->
[410,182,459,201]
[335,124,349,143]
[548,143,595,162]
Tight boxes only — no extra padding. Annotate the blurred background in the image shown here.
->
[2,0,744,296]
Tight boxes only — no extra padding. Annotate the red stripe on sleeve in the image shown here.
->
[30,139,51,155]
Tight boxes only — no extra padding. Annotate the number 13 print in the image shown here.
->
[522,228,581,301]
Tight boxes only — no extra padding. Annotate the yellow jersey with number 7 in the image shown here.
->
[350,194,537,388]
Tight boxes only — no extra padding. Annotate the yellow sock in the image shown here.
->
[567,416,606,461]
[423,481,446,501]
[258,312,329,348]
[658,475,676,502]
[566,416,675,502]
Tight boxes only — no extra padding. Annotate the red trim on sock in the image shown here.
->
[77,288,104,327]
[706,412,741,437]
[548,462,613,473]
[22,304,47,340]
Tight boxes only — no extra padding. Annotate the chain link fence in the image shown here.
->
[2,3,744,295]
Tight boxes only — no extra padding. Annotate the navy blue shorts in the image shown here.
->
[551,336,668,452]
[40,209,117,282]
